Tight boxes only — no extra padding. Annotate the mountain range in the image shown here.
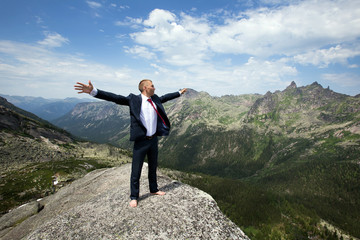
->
[52,81,360,239]
[53,82,359,177]
[2,81,360,239]
[0,94,97,121]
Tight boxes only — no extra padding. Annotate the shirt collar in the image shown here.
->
[141,93,150,101]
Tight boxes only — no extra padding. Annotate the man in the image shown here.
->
[74,80,187,207]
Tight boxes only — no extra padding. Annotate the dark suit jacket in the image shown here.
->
[95,89,180,141]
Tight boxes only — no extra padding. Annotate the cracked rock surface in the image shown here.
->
[1,163,249,240]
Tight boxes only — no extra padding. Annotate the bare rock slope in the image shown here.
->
[1,163,249,240]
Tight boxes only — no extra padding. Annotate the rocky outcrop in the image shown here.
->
[0,163,249,240]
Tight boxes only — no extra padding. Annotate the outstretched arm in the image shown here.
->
[74,80,94,94]
[159,88,188,103]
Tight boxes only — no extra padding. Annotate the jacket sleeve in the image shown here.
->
[95,89,130,106]
[159,92,181,103]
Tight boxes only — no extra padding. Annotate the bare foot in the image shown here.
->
[129,200,137,208]
[151,191,165,196]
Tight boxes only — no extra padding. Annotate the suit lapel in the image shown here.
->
[152,96,169,124]
[152,95,165,114]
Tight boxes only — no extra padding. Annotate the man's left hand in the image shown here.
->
[180,88,187,95]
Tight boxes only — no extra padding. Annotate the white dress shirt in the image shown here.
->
[140,93,157,137]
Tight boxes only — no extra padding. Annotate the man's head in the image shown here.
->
[139,79,155,97]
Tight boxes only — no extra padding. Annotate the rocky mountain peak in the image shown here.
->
[286,81,297,90]
[310,81,321,87]
[264,90,272,97]
[182,88,200,99]
[0,163,249,240]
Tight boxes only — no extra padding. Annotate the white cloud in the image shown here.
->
[115,17,143,28]
[2,0,359,98]
[130,9,210,66]
[294,45,360,68]
[37,32,69,48]
[322,73,360,87]
[121,0,360,96]
[124,45,157,60]
[143,8,177,27]
[86,0,102,18]
[349,64,359,69]
[0,40,139,98]
[145,57,297,95]
[35,16,43,24]
[0,38,294,98]
[129,0,360,67]
[222,57,297,94]
[86,1,102,9]
[208,0,360,56]
[111,4,130,10]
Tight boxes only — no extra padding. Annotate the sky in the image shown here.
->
[0,0,359,99]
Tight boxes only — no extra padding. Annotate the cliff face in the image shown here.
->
[0,163,249,240]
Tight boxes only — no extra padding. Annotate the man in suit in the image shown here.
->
[74,80,187,207]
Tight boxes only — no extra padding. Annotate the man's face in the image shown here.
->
[144,81,155,96]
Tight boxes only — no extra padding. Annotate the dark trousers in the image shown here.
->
[130,137,159,200]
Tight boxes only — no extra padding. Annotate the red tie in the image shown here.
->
[147,98,167,127]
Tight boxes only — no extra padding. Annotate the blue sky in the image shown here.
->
[0,0,359,98]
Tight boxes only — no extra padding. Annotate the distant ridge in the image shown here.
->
[0,96,72,142]
[0,94,96,121]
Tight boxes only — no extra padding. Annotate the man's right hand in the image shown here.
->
[74,80,94,94]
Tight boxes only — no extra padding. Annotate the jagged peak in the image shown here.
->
[286,81,297,89]
[264,91,273,98]
[183,88,209,99]
[184,88,198,93]
[184,88,199,95]
[310,81,323,88]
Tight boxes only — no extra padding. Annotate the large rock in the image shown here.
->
[0,163,249,240]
